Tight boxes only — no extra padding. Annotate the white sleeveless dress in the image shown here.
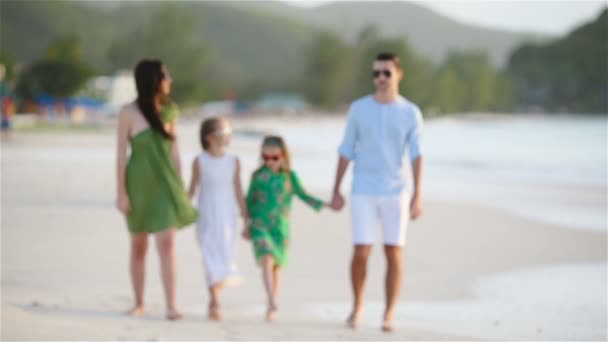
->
[196,151,239,286]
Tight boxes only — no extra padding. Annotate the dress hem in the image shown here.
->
[127,218,196,234]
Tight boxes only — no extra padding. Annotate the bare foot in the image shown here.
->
[381,320,395,333]
[126,306,144,317]
[208,303,221,321]
[346,310,361,329]
[265,304,277,322]
[166,310,183,321]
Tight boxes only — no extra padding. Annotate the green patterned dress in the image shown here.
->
[246,166,324,266]
[126,103,198,233]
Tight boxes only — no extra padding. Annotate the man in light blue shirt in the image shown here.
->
[331,52,423,332]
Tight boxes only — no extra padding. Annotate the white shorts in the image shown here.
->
[350,193,410,246]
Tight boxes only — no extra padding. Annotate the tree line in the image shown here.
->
[1,5,605,114]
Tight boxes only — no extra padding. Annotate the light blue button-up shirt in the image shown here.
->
[338,95,423,196]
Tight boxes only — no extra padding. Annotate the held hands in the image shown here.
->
[330,191,345,211]
[410,193,423,220]
[116,192,131,215]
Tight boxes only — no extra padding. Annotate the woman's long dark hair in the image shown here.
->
[134,59,173,140]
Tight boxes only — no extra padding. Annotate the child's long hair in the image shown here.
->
[199,117,222,150]
[260,135,291,173]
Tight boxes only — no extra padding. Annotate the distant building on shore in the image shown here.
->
[84,70,136,115]
[27,71,136,125]
[253,93,309,115]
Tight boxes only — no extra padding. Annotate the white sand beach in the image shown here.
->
[1,115,606,340]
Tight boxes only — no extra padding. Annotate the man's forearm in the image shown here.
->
[333,156,350,193]
[411,156,423,195]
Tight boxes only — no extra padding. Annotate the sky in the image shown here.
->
[284,0,607,35]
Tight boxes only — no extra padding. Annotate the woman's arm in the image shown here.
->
[291,171,326,211]
[167,121,182,177]
[188,157,200,200]
[115,106,131,214]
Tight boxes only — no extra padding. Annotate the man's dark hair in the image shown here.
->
[375,52,402,70]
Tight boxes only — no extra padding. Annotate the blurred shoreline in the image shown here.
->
[6,111,608,231]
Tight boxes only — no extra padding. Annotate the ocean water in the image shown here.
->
[242,114,607,232]
[8,114,606,231]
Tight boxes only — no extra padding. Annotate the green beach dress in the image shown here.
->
[126,103,197,233]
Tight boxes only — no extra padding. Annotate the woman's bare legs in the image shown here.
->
[128,233,148,316]
[155,228,182,320]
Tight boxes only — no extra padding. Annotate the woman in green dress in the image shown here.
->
[115,59,197,320]
[243,136,328,322]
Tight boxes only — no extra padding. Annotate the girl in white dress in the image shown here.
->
[188,117,248,321]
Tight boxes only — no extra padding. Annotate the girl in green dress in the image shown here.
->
[115,59,197,321]
[243,136,328,322]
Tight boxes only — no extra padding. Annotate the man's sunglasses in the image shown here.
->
[372,69,392,78]
[262,153,282,162]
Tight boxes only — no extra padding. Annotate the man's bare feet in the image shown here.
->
[346,309,361,329]
[208,303,221,321]
[126,306,144,317]
[265,304,277,322]
[381,319,395,332]
[166,309,183,321]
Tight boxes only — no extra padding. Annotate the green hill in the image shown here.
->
[1,0,549,78]
[0,0,315,85]
[508,8,608,113]
[219,1,550,67]
[0,0,118,70]
[6,0,598,111]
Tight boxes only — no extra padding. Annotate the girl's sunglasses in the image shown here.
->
[262,153,282,162]
[372,69,392,78]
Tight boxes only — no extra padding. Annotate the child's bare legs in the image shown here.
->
[272,264,280,300]
[261,255,278,321]
[128,233,148,316]
[155,228,182,320]
[208,282,224,321]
